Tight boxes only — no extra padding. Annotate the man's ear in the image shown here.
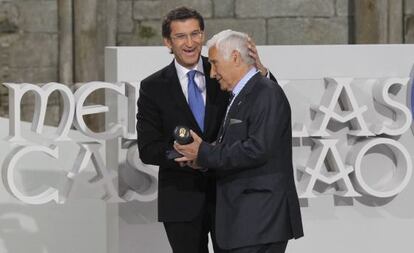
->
[163,38,172,50]
[232,50,241,65]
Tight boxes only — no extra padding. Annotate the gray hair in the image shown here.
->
[206,29,254,65]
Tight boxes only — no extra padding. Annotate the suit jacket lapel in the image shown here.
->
[222,72,261,137]
[165,60,201,132]
[202,57,219,139]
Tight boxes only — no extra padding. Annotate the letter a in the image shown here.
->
[310,78,373,137]
[298,139,361,198]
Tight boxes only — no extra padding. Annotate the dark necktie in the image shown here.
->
[187,70,205,131]
[228,92,235,104]
[217,92,235,143]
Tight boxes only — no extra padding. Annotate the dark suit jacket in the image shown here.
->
[198,73,304,249]
[137,56,228,222]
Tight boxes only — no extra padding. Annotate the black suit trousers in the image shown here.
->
[163,177,221,253]
[215,241,288,253]
[163,212,210,253]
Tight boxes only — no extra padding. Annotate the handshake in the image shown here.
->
[166,126,204,170]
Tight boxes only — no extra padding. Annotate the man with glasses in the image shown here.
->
[137,6,274,253]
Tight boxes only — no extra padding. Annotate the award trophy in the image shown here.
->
[166,126,193,160]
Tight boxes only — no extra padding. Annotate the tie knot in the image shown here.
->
[187,70,197,80]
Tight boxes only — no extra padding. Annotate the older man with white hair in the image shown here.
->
[174,30,304,253]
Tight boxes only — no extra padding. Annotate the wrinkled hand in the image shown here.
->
[247,36,268,76]
[174,130,202,169]
[178,160,202,169]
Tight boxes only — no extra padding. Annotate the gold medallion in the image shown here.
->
[179,128,186,138]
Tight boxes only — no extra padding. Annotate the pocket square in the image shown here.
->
[229,118,243,125]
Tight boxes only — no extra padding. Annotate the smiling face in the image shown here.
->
[163,18,204,69]
[208,46,238,91]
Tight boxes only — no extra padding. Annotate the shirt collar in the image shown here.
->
[174,57,205,81]
[231,67,258,97]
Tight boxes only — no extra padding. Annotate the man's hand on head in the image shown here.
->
[247,36,268,76]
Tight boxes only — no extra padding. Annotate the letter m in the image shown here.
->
[3,82,75,142]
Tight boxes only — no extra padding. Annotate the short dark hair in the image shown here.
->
[162,6,204,38]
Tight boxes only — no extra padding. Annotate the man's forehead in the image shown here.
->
[170,18,200,31]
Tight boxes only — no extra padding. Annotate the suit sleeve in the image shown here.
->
[268,71,278,85]
[197,85,290,170]
[136,81,177,168]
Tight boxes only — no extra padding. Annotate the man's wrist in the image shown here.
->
[197,141,208,167]
[260,67,268,77]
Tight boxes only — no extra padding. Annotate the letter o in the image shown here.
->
[350,138,412,198]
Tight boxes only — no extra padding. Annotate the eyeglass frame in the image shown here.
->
[170,30,204,42]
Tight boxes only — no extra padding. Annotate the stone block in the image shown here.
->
[117,21,163,46]
[0,97,8,118]
[0,81,8,95]
[0,19,18,33]
[20,101,35,122]
[118,0,134,33]
[204,18,266,44]
[267,17,349,45]
[405,16,414,43]
[16,0,58,32]
[0,32,21,48]
[9,33,58,68]
[336,0,351,16]
[0,66,9,81]
[405,0,414,15]
[8,67,58,83]
[213,0,234,18]
[0,46,8,64]
[137,20,163,44]
[43,104,61,126]
[133,1,162,20]
[235,0,335,18]
[134,0,213,20]
[116,33,133,46]
[20,98,61,126]
[0,2,19,33]
[0,95,7,110]
[0,46,9,79]
[162,0,212,18]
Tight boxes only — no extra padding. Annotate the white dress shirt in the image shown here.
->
[174,58,207,104]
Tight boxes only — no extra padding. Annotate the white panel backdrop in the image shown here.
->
[105,44,414,253]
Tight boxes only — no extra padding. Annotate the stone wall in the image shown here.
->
[406,0,414,42]
[1,0,414,126]
[118,0,351,46]
[0,0,60,125]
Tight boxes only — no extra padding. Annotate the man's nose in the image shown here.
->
[185,36,194,46]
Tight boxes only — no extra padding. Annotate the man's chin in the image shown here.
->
[219,83,229,91]
[181,56,200,68]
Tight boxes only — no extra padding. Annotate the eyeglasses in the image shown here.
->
[171,30,203,42]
